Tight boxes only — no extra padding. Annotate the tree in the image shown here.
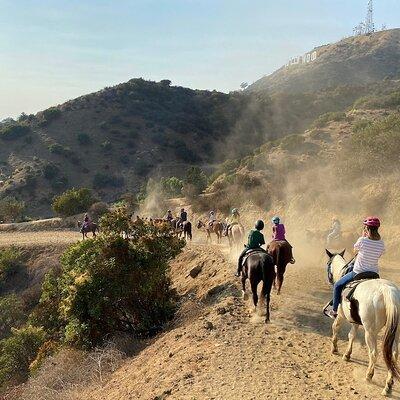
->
[52,188,96,217]
[183,167,208,197]
[160,177,183,197]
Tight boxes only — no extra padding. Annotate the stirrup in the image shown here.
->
[322,300,333,318]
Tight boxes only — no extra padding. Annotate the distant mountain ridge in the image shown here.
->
[248,29,400,94]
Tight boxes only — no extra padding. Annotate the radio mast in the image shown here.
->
[365,0,375,34]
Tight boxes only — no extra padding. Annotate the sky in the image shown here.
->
[0,0,399,120]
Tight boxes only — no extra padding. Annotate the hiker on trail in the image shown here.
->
[236,220,266,277]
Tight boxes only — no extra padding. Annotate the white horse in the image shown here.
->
[325,250,400,396]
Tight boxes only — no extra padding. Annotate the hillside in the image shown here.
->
[249,29,400,94]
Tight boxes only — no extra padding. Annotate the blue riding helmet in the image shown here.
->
[272,216,280,224]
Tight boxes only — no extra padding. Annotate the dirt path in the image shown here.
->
[84,242,400,400]
[0,230,81,248]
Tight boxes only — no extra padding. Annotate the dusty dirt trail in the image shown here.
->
[0,230,80,248]
[86,240,400,400]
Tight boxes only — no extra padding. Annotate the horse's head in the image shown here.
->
[197,220,203,229]
[325,249,346,284]
[77,220,82,228]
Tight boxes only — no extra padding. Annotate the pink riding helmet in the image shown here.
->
[363,216,381,227]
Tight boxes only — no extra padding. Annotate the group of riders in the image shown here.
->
[82,206,384,322]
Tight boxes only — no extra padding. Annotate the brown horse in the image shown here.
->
[77,221,99,240]
[241,251,276,323]
[227,224,245,251]
[267,240,293,295]
[197,220,223,243]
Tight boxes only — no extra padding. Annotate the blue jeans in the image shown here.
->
[332,271,356,311]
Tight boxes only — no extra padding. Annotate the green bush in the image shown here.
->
[0,294,26,339]
[0,325,46,387]
[41,107,61,124]
[0,247,23,284]
[312,111,346,128]
[37,208,184,348]
[93,173,124,189]
[52,188,96,217]
[0,197,25,222]
[160,177,183,197]
[183,166,207,197]
[42,164,60,180]
[0,124,30,141]
[76,133,92,145]
[48,143,72,157]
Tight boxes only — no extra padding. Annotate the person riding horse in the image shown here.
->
[165,210,173,222]
[208,210,216,227]
[224,208,242,236]
[178,208,187,229]
[83,213,91,230]
[326,216,385,319]
[270,216,295,264]
[326,216,342,246]
[236,220,266,277]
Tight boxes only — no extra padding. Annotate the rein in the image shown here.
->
[326,256,354,285]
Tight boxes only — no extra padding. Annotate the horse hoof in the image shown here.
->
[276,290,281,296]
[242,292,249,301]
[381,388,391,397]
[342,354,350,362]
[366,373,374,382]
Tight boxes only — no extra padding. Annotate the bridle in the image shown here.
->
[326,255,353,285]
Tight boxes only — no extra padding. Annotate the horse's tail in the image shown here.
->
[382,284,400,380]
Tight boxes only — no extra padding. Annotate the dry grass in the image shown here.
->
[6,343,125,400]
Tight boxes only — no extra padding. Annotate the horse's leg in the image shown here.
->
[382,338,398,396]
[261,275,274,323]
[241,274,248,300]
[365,329,378,381]
[276,264,286,295]
[250,279,258,312]
[343,325,359,361]
[331,311,344,355]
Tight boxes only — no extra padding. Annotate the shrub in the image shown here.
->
[0,294,26,339]
[48,143,72,157]
[88,202,109,220]
[40,107,61,124]
[183,166,207,196]
[160,177,183,197]
[37,208,184,348]
[42,164,60,180]
[76,133,92,145]
[0,197,25,222]
[93,173,124,189]
[312,111,346,128]
[0,247,23,284]
[0,124,30,141]
[52,188,96,217]
[0,325,46,386]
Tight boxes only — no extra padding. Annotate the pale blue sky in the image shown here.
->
[0,0,399,119]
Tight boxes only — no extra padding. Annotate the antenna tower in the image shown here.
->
[365,0,375,34]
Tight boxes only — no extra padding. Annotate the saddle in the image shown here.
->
[242,248,266,266]
[342,272,380,325]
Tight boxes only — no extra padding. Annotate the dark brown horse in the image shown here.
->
[241,251,276,323]
[267,240,294,295]
[178,220,192,241]
[77,221,99,240]
[196,220,223,243]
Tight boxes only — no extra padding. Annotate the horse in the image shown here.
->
[178,220,192,241]
[241,251,276,323]
[267,240,294,295]
[196,220,223,243]
[77,221,99,240]
[227,224,244,252]
[325,250,400,396]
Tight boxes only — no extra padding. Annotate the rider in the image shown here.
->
[271,216,295,264]
[327,217,342,246]
[327,217,385,319]
[236,220,266,277]
[224,208,242,236]
[165,210,173,222]
[83,213,91,229]
[180,208,187,222]
[209,210,216,227]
